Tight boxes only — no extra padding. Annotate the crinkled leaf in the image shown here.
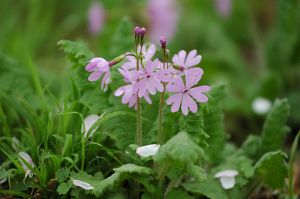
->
[57,181,73,195]
[56,167,70,182]
[203,85,226,163]
[183,177,229,199]
[254,150,288,189]
[240,135,261,159]
[154,132,203,163]
[260,99,290,155]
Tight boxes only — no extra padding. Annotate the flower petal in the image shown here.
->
[72,179,94,190]
[189,86,210,103]
[82,114,100,138]
[167,93,182,113]
[88,71,102,81]
[136,144,160,157]
[166,76,185,92]
[186,94,198,113]
[219,176,236,189]
[185,50,202,67]
[178,50,187,66]
[185,68,203,89]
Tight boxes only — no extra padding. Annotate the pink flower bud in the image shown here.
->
[139,27,146,37]
[134,26,141,36]
[160,36,167,48]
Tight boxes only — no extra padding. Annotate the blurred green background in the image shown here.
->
[0,0,299,144]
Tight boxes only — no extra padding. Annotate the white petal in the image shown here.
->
[82,114,100,138]
[252,97,272,114]
[18,152,34,172]
[214,170,238,178]
[220,176,236,189]
[72,179,94,190]
[136,144,160,157]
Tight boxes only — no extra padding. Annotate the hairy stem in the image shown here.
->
[157,86,165,144]
[135,45,143,146]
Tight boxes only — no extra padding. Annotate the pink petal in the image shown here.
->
[178,50,187,66]
[144,44,156,60]
[138,80,148,97]
[172,54,180,66]
[186,94,198,113]
[166,76,185,92]
[167,93,182,112]
[181,94,189,115]
[185,68,203,89]
[188,86,210,103]
[185,50,202,67]
[144,92,152,104]
[88,71,101,81]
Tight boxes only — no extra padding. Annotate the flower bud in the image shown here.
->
[134,26,141,36]
[160,36,167,48]
[139,27,146,37]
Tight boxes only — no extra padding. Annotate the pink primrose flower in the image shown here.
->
[166,69,210,115]
[86,57,111,91]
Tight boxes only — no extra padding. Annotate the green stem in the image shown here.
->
[135,45,143,146]
[157,86,165,144]
[288,131,300,198]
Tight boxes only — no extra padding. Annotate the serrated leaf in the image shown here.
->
[56,168,70,182]
[183,177,229,199]
[92,164,153,197]
[154,132,203,163]
[113,164,153,175]
[57,181,73,195]
[186,164,207,182]
[254,150,288,189]
[203,85,226,163]
[260,99,290,154]
[57,40,94,67]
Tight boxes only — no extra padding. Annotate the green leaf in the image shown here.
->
[56,168,70,183]
[57,181,73,195]
[113,163,153,175]
[57,40,94,68]
[109,17,134,55]
[154,132,203,163]
[203,85,226,163]
[166,189,194,199]
[186,164,206,182]
[240,135,261,158]
[183,177,229,199]
[92,164,153,197]
[260,99,290,154]
[254,150,288,189]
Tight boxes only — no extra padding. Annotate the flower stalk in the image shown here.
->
[157,37,167,144]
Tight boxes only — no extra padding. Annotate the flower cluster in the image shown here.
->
[85,27,210,115]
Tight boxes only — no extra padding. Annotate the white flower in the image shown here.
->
[82,114,104,138]
[72,179,94,190]
[252,97,272,114]
[214,170,238,190]
[136,144,160,157]
[18,152,35,180]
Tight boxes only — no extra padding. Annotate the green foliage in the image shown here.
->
[155,132,203,164]
[57,181,73,195]
[57,40,94,68]
[202,85,226,163]
[56,167,70,182]
[260,99,290,155]
[166,189,194,199]
[254,150,288,189]
[183,177,229,199]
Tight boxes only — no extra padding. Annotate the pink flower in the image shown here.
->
[132,59,164,97]
[172,50,202,73]
[86,57,111,91]
[115,68,152,108]
[148,0,179,44]
[166,69,210,115]
[215,0,232,17]
[88,1,105,35]
[122,44,156,71]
